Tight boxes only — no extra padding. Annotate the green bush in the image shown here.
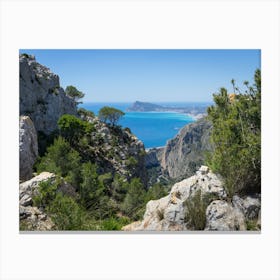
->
[207,69,261,197]
[49,193,87,230]
[36,136,81,187]
[33,179,60,209]
[100,216,131,230]
[111,174,129,202]
[121,178,146,220]
[184,190,216,230]
[78,107,95,118]
[58,114,94,146]
[145,183,168,202]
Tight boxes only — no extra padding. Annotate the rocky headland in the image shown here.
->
[127,100,208,119]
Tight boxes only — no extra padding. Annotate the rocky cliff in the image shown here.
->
[20,54,77,135]
[123,166,261,231]
[19,116,38,181]
[145,118,212,182]
[80,114,147,186]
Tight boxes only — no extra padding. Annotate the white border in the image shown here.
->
[1,0,279,279]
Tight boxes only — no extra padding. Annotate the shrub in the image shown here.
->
[78,107,95,118]
[33,179,60,209]
[121,178,146,220]
[111,174,129,202]
[145,183,168,202]
[126,156,138,168]
[49,193,87,230]
[58,114,94,146]
[101,217,130,230]
[184,190,209,230]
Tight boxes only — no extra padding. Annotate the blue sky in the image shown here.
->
[19,49,260,103]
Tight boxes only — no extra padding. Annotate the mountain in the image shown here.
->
[127,101,208,119]
[126,101,164,112]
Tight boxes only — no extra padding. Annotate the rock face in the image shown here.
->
[161,118,212,180]
[20,54,77,135]
[19,172,56,231]
[145,118,212,182]
[205,200,246,231]
[19,116,38,181]
[122,166,261,231]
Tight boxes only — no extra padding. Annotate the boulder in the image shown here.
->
[19,205,54,231]
[205,200,246,231]
[232,194,261,220]
[19,172,56,207]
[19,116,38,181]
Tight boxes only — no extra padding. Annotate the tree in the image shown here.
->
[58,114,94,146]
[207,69,261,197]
[49,193,87,230]
[65,85,85,103]
[121,178,146,220]
[36,136,81,187]
[98,106,125,126]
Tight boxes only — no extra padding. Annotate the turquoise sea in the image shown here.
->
[81,102,203,149]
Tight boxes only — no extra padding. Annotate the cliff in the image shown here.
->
[20,54,77,135]
[19,116,38,181]
[145,118,212,182]
[123,166,261,231]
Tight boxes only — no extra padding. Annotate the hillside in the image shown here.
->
[19,55,148,230]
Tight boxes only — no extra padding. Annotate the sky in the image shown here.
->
[19,49,260,103]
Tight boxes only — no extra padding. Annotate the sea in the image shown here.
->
[80,102,209,149]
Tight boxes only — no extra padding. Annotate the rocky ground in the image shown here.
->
[123,166,261,231]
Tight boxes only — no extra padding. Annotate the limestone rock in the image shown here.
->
[19,205,54,231]
[19,116,38,181]
[205,200,246,231]
[154,118,212,181]
[123,166,227,231]
[19,54,77,135]
[232,194,261,220]
[19,172,56,207]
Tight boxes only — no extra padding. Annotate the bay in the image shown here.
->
[80,102,195,149]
